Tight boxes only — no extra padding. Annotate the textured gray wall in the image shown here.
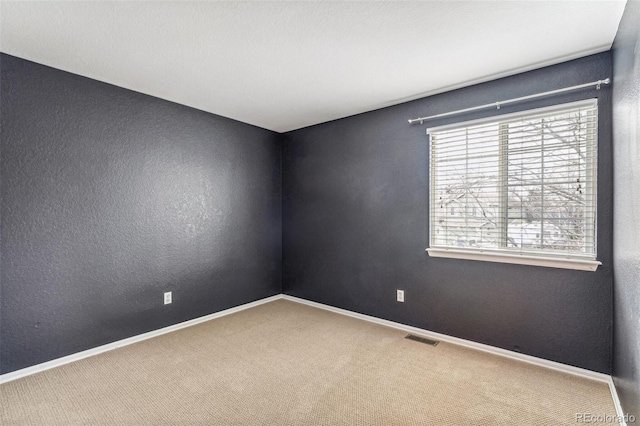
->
[612,0,640,419]
[1,54,282,374]
[1,47,623,380]
[283,53,614,373]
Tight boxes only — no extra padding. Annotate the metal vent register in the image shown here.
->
[405,334,439,346]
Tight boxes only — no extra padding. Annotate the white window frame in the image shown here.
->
[426,99,601,271]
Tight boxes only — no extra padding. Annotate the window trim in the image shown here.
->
[426,248,601,271]
[426,99,600,271]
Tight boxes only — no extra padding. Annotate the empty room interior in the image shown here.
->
[1,1,639,425]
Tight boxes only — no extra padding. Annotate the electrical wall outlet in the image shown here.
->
[164,291,172,305]
[397,289,405,303]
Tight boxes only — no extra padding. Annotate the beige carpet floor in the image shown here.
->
[1,299,617,425]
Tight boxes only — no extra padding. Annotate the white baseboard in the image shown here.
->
[607,376,629,426]
[0,294,283,384]
[1,292,626,425]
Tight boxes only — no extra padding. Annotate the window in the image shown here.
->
[427,99,600,271]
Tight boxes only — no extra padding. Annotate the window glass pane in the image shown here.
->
[506,110,590,254]
[431,124,501,249]
[429,99,597,261]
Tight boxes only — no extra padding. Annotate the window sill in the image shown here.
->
[426,248,601,271]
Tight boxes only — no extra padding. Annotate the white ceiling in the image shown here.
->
[0,1,627,133]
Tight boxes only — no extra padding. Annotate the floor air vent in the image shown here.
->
[405,334,439,346]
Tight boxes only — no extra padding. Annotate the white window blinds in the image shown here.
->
[428,99,598,266]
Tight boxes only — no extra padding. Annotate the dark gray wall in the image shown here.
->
[0,54,282,374]
[0,48,621,379]
[283,53,614,373]
[612,0,640,419]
